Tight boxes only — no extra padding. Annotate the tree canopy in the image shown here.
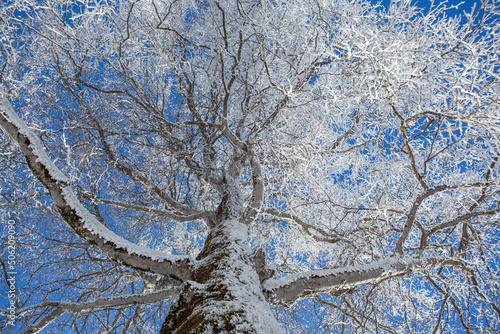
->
[1,0,499,332]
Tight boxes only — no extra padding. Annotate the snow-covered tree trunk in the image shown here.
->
[160,219,282,333]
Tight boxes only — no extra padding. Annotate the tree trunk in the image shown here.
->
[160,219,283,333]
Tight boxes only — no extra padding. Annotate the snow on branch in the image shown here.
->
[86,196,212,222]
[263,257,466,303]
[0,91,193,281]
[263,208,346,244]
[13,288,180,334]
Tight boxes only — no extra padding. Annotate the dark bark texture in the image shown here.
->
[160,219,282,333]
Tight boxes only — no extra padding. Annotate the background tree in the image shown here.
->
[0,0,499,332]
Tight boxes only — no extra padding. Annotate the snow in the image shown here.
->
[2,92,283,332]
[2,91,283,332]
[0,90,190,265]
[194,219,284,333]
[0,90,69,184]
[59,186,188,262]
[263,256,420,292]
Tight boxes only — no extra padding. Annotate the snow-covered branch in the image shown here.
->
[85,196,212,223]
[263,257,466,303]
[0,91,193,281]
[15,288,180,334]
[395,182,497,254]
[74,97,199,218]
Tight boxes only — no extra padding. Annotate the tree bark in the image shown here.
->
[160,219,283,334]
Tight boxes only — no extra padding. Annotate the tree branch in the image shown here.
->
[429,208,500,235]
[82,194,212,223]
[243,153,264,223]
[0,91,193,281]
[73,97,195,217]
[395,182,494,255]
[263,208,346,244]
[263,257,466,303]
[16,288,180,334]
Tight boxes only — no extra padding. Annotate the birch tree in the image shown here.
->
[1,0,499,332]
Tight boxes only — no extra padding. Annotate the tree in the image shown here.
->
[0,0,499,332]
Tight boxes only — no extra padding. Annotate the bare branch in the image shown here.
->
[263,208,346,244]
[244,153,264,223]
[391,104,428,190]
[395,182,495,255]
